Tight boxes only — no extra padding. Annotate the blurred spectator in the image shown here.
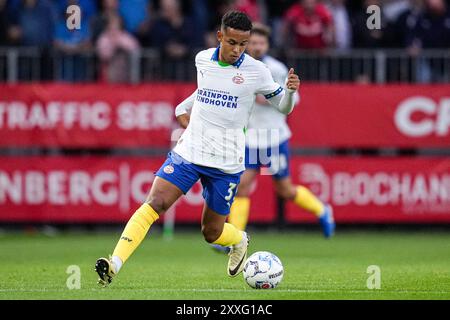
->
[0,0,11,45]
[383,0,411,22]
[283,0,334,49]
[392,0,423,47]
[265,0,296,48]
[54,7,91,82]
[410,0,450,48]
[148,0,196,79]
[205,0,236,48]
[8,0,56,46]
[189,0,208,47]
[91,0,120,42]
[96,13,140,83]
[206,0,236,29]
[234,0,266,23]
[149,0,195,51]
[266,0,297,19]
[118,0,151,34]
[351,0,389,48]
[326,0,352,50]
[4,0,57,80]
[408,0,450,82]
[204,0,266,48]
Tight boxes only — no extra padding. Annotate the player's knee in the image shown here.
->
[275,185,296,200]
[201,225,223,243]
[146,195,167,214]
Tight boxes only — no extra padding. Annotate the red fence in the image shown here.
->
[0,84,449,224]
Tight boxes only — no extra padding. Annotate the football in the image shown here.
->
[243,251,284,289]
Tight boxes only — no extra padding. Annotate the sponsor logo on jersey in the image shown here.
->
[196,89,238,109]
[232,74,244,84]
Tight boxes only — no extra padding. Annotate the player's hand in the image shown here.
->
[176,113,190,129]
[286,68,300,92]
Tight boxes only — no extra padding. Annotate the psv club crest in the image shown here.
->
[232,73,244,84]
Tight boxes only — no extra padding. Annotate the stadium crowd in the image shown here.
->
[0,0,449,82]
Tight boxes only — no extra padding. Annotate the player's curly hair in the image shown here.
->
[221,10,253,32]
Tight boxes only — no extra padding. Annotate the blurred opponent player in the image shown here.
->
[95,11,301,286]
[224,24,335,243]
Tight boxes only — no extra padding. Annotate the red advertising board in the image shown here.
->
[0,156,275,223]
[288,84,450,148]
[0,84,195,147]
[0,156,448,223]
[1,84,449,148]
[286,157,450,223]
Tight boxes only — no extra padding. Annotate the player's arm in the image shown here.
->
[259,67,300,115]
[175,90,196,129]
[257,91,299,106]
[276,68,301,112]
[259,65,301,107]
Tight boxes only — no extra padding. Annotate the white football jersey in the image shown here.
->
[173,47,283,174]
[246,55,299,149]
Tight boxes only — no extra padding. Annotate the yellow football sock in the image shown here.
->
[228,197,250,231]
[112,203,159,265]
[294,186,325,217]
[212,223,243,247]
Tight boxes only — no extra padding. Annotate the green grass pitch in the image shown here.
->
[0,229,449,300]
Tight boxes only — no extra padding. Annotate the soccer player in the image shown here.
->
[94,11,300,286]
[225,23,335,239]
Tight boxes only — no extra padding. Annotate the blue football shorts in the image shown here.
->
[245,140,290,180]
[155,152,242,215]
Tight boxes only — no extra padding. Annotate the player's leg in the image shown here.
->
[212,169,255,254]
[227,168,258,231]
[202,204,249,276]
[227,145,260,231]
[95,177,183,286]
[111,177,183,267]
[200,168,249,276]
[274,177,334,237]
[270,140,334,238]
[95,152,199,286]
[274,176,322,212]
[202,205,236,244]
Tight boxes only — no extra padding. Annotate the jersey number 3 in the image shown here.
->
[225,183,237,202]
